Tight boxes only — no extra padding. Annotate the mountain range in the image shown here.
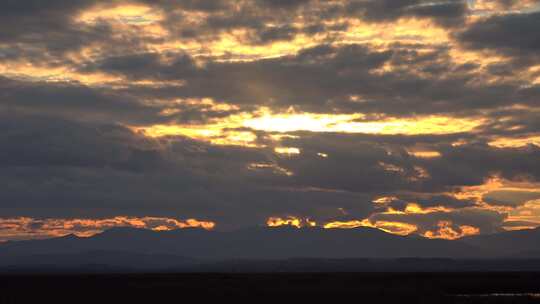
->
[2,226,540,272]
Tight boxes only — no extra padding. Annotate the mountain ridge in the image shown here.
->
[2,226,540,271]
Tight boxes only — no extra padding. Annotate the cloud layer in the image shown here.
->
[1,0,539,240]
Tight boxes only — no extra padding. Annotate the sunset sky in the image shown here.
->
[1,0,540,241]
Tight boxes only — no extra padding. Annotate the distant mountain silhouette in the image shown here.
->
[1,227,540,271]
[461,227,540,257]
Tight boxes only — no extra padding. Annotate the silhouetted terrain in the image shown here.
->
[463,228,540,257]
[1,273,540,303]
[2,227,540,272]
[2,228,540,303]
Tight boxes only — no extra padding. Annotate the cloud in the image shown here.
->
[0,112,164,170]
[0,0,111,59]
[369,207,506,235]
[0,112,381,228]
[483,190,540,207]
[0,0,539,240]
[0,77,165,124]
[347,0,468,27]
[0,216,215,241]
[77,41,540,119]
[458,11,540,63]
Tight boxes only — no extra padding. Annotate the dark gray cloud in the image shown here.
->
[0,0,539,238]
[0,0,110,58]
[79,42,540,117]
[347,0,468,27]
[139,0,232,12]
[0,112,379,227]
[4,111,536,230]
[391,194,476,209]
[483,190,540,207]
[3,1,536,119]
[81,52,198,80]
[252,25,299,44]
[0,110,537,233]
[0,77,164,125]
[458,11,540,62]
[0,112,163,171]
[428,143,540,184]
[271,132,540,196]
[257,0,312,8]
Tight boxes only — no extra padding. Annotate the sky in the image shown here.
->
[1,0,540,241]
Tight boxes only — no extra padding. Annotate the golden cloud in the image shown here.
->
[265,216,419,237]
[422,220,480,240]
[0,216,215,241]
[135,107,485,149]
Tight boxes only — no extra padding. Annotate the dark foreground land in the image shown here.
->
[1,272,539,303]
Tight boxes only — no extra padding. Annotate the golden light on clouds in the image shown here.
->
[323,219,419,236]
[407,150,442,159]
[152,30,327,62]
[0,62,123,85]
[471,0,540,13]
[134,118,261,148]
[247,163,294,176]
[373,196,399,204]
[265,216,419,237]
[274,147,301,155]
[149,15,455,63]
[452,176,540,231]
[384,203,453,215]
[448,47,510,67]
[243,109,484,135]
[75,4,164,25]
[267,216,317,228]
[488,135,540,148]
[321,218,480,240]
[505,199,540,231]
[262,200,482,239]
[342,18,449,46]
[212,32,323,61]
[454,176,540,204]
[2,0,540,244]
[317,152,329,158]
[135,107,484,149]
[422,221,480,240]
[0,216,215,241]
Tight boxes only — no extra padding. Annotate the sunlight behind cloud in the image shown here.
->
[135,107,485,150]
[135,108,485,149]
[2,0,540,244]
[75,4,163,25]
[243,109,484,135]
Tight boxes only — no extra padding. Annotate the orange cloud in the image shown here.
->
[453,176,540,221]
[323,219,418,236]
[384,203,453,215]
[274,147,301,155]
[135,107,485,152]
[422,221,480,240]
[488,135,540,148]
[267,216,316,228]
[0,216,215,241]
[75,3,164,25]
[266,216,418,236]
[504,199,540,231]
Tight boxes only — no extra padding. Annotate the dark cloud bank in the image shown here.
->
[0,0,539,237]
